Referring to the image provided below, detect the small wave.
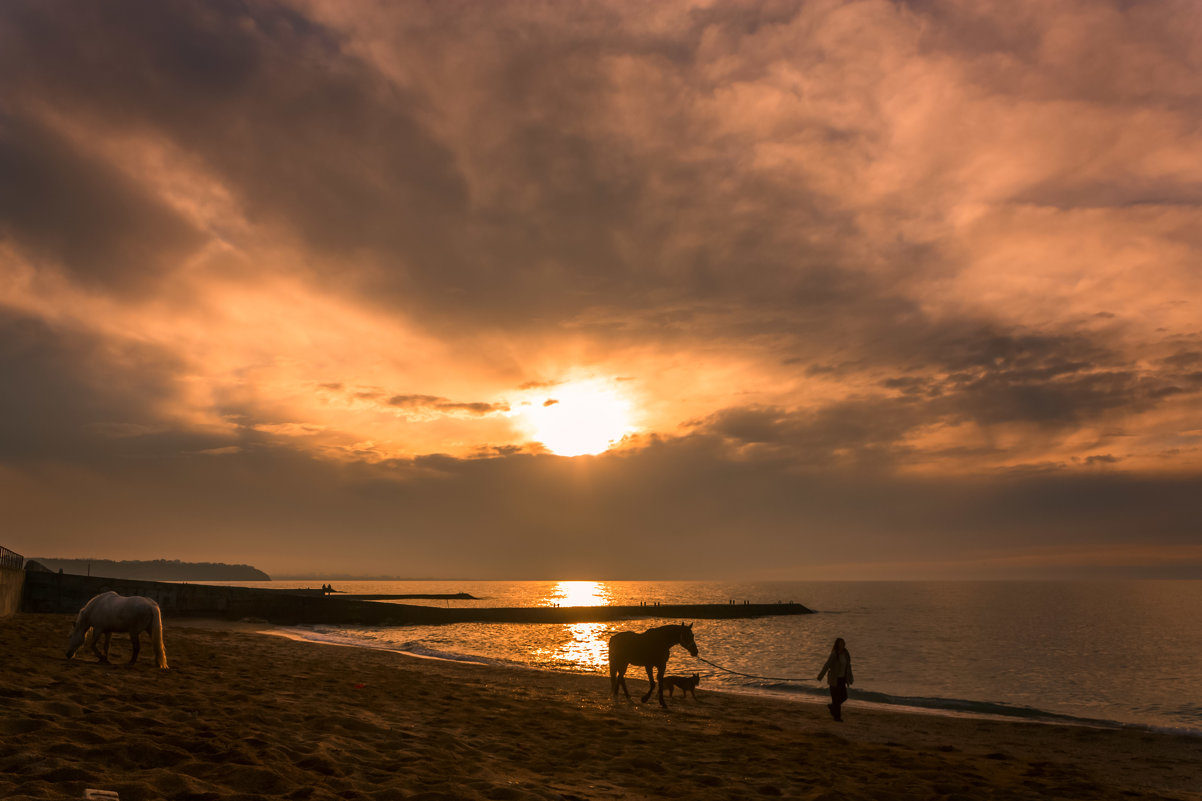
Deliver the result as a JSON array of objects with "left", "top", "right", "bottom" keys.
[
  {"left": 391, "top": 642, "right": 492, "bottom": 665},
  {"left": 738, "top": 680, "right": 1202, "bottom": 734},
  {"left": 850, "top": 689, "right": 1114, "bottom": 726},
  {"left": 280, "top": 628, "right": 515, "bottom": 668}
]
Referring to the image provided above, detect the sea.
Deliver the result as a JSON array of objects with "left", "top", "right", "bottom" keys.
[{"left": 205, "top": 579, "right": 1202, "bottom": 735}]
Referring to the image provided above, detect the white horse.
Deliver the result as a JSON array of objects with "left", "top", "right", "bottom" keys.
[{"left": 66, "top": 591, "right": 169, "bottom": 669}]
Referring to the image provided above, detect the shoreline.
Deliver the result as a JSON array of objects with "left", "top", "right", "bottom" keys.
[
  {"left": 262, "top": 621, "right": 1202, "bottom": 739},
  {"left": 5, "top": 612, "right": 1201, "bottom": 800}
]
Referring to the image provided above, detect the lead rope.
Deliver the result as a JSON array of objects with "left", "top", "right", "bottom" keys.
[{"left": 690, "top": 654, "right": 811, "bottom": 683}]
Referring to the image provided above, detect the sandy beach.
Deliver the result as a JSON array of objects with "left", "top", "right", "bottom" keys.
[{"left": 2, "top": 612, "right": 1200, "bottom": 801}]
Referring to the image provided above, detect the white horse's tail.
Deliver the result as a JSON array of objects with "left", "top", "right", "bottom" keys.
[{"left": 150, "top": 604, "right": 169, "bottom": 669}]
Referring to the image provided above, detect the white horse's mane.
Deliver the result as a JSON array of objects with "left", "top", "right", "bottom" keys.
[{"left": 73, "top": 590, "right": 116, "bottom": 626}]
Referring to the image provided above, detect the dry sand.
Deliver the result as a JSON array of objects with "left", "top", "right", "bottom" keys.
[{"left": 2, "top": 612, "right": 1200, "bottom": 801}]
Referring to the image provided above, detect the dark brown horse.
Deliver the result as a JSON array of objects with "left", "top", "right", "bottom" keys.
[{"left": 608, "top": 623, "right": 698, "bottom": 708}]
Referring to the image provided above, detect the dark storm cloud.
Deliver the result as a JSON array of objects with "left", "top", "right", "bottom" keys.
[
  {"left": 0, "top": 115, "right": 202, "bottom": 291},
  {"left": 903, "top": 0, "right": 1201, "bottom": 101},
  {"left": 1012, "top": 177, "right": 1202, "bottom": 211},
  {"left": 916, "top": 327, "right": 1202, "bottom": 429},
  {"left": 944, "top": 368, "right": 1169, "bottom": 427},
  {"left": 0, "top": 0, "right": 875, "bottom": 332},
  {"left": 697, "top": 322, "right": 1202, "bottom": 467},
  {"left": 4, "top": 0, "right": 1197, "bottom": 342},
  {"left": 697, "top": 399, "right": 923, "bottom": 469},
  {"left": 1160, "top": 351, "right": 1202, "bottom": 370},
  {"left": 904, "top": 327, "right": 1148, "bottom": 427},
  {"left": 1, "top": 0, "right": 1193, "bottom": 380},
  {"left": 0, "top": 311, "right": 230, "bottom": 461},
  {"left": 1, "top": 0, "right": 466, "bottom": 290}
]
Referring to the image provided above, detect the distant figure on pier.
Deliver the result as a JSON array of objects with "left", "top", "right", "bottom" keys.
[{"left": 816, "top": 637, "right": 853, "bottom": 722}]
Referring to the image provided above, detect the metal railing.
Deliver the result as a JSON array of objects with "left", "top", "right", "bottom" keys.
[{"left": 0, "top": 546, "right": 24, "bottom": 571}]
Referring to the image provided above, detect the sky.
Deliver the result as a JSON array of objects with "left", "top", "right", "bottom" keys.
[{"left": 2, "top": 0, "right": 1201, "bottom": 580}]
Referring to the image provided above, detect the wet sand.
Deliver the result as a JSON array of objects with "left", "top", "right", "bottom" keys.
[{"left": 2, "top": 612, "right": 1200, "bottom": 800}]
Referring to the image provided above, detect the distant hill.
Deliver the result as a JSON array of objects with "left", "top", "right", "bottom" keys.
[{"left": 28, "top": 558, "right": 270, "bottom": 581}]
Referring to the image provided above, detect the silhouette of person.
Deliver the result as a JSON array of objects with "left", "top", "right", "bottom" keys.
[{"left": 817, "top": 637, "right": 853, "bottom": 722}]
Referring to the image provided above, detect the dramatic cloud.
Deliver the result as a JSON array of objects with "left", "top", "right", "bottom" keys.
[{"left": 1, "top": 0, "right": 1199, "bottom": 577}]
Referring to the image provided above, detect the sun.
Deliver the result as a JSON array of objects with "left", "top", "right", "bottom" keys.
[{"left": 519, "top": 379, "right": 636, "bottom": 456}]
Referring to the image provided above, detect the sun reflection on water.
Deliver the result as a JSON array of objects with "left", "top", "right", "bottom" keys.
[
  {"left": 539, "top": 622, "right": 611, "bottom": 673},
  {"left": 545, "top": 580, "right": 612, "bottom": 607},
  {"left": 530, "top": 582, "right": 615, "bottom": 672}
]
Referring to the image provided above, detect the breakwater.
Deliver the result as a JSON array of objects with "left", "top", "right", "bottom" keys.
[
  {"left": 335, "top": 593, "right": 478, "bottom": 601},
  {"left": 22, "top": 570, "right": 812, "bottom": 625}
]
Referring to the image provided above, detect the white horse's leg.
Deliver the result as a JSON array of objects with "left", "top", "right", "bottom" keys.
[
  {"left": 90, "top": 630, "right": 111, "bottom": 663},
  {"left": 128, "top": 630, "right": 141, "bottom": 664},
  {"left": 87, "top": 628, "right": 103, "bottom": 662}
]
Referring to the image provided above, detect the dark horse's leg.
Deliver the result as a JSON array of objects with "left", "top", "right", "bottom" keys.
[
  {"left": 611, "top": 661, "right": 631, "bottom": 699},
  {"left": 640, "top": 664, "right": 656, "bottom": 704},
  {"left": 129, "top": 630, "right": 141, "bottom": 664},
  {"left": 655, "top": 662, "right": 668, "bottom": 708}
]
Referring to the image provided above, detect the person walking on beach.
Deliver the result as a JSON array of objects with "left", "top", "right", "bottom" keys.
[{"left": 817, "top": 637, "right": 853, "bottom": 722}]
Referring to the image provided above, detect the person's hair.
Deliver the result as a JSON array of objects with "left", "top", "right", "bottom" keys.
[{"left": 830, "top": 637, "right": 846, "bottom": 656}]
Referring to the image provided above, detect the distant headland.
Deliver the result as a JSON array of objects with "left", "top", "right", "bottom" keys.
[{"left": 27, "top": 558, "right": 270, "bottom": 581}]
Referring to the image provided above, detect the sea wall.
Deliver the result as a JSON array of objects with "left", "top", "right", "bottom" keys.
[
  {"left": 22, "top": 570, "right": 813, "bottom": 626},
  {"left": 22, "top": 570, "right": 336, "bottom": 623},
  {"left": 0, "top": 567, "right": 24, "bottom": 618},
  {"left": 0, "top": 546, "right": 25, "bottom": 618}
]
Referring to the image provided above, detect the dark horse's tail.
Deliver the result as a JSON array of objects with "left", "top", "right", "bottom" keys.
[{"left": 608, "top": 631, "right": 632, "bottom": 698}]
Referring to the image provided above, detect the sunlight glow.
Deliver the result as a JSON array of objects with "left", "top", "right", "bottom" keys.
[
  {"left": 549, "top": 622, "right": 611, "bottom": 673},
  {"left": 530, "top": 582, "right": 614, "bottom": 672},
  {"left": 519, "top": 379, "right": 636, "bottom": 456},
  {"left": 547, "top": 580, "right": 612, "bottom": 607}
]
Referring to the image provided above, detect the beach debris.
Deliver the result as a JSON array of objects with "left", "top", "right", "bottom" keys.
[{"left": 84, "top": 791, "right": 120, "bottom": 800}]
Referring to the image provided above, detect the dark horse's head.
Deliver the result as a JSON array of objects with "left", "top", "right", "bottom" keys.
[{"left": 678, "top": 622, "right": 698, "bottom": 657}]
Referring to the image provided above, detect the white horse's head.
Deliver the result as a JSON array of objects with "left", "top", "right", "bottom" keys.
[
  {"left": 65, "top": 616, "right": 88, "bottom": 659},
  {"left": 65, "top": 592, "right": 104, "bottom": 659}
]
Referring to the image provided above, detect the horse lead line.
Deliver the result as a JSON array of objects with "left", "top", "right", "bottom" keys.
[{"left": 691, "top": 654, "right": 809, "bottom": 683}]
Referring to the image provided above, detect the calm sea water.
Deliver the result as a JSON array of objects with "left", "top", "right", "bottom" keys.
[{"left": 207, "top": 580, "right": 1202, "bottom": 734}]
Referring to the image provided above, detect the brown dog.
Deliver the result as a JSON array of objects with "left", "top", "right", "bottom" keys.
[{"left": 662, "top": 672, "right": 701, "bottom": 699}]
